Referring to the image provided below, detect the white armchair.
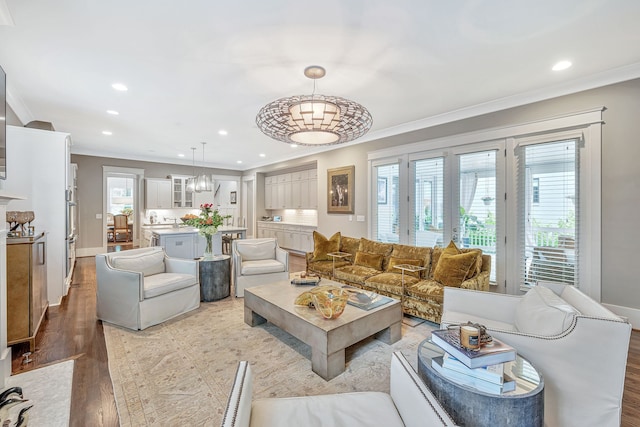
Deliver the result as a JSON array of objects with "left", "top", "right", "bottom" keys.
[
  {"left": 232, "top": 238, "right": 289, "bottom": 297},
  {"left": 441, "top": 283, "right": 632, "bottom": 427},
  {"left": 221, "top": 351, "right": 456, "bottom": 427},
  {"left": 96, "top": 247, "right": 200, "bottom": 330}
]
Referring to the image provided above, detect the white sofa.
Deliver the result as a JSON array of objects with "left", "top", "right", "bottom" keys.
[
  {"left": 441, "top": 283, "right": 632, "bottom": 427},
  {"left": 221, "top": 351, "right": 456, "bottom": 427},
  {"left": 232, "top": 238, "right": 289, "bottom": 297},
  {"left": 96, "top": 247, "right": 200, "bottom": 330}
]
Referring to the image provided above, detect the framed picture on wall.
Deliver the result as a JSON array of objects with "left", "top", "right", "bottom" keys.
[
  {"left": 377, "top": 177, "right": 387, "bottom": 204},
  {"left": 327, "top": 165, "right": 354, "bottom": 214},
  {"left": 230, "top": 191, "right": 237, "bottom": 204}
]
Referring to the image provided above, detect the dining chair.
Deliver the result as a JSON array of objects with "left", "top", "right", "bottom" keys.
[{"left": 113, "top": 214, "right": 130, "bottom": 242}]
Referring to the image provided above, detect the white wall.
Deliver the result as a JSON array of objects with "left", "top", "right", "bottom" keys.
[{"left": 2, "top": 126, "right": 70, "bottom": 306}]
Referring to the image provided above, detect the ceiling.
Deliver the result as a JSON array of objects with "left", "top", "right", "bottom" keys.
[{"left": 1, "top": 0, "right": 640, "bottom": 171}]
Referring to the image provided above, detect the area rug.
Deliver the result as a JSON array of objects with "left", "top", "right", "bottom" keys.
[
  {"left": 6, "top": 359, "right": 74, "bottom": 427},
  {"left": 103, "top": 297, "right": 435, "bottom": 426}
]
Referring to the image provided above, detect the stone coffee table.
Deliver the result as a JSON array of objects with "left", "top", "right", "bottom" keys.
[{"left": 244, "top": 279, "right": 402, "bottom": 380}]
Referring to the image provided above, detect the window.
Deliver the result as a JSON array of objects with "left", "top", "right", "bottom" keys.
[
  {"left": 458, "top": 150, "right": 498, "bottom": 282},
  {"left": 412, "top": 157, "right": 444, "bottom": 247},
  {"left": 517, "top": 139, "right": 578, "bottom": 288},
  {"left": 532, "top": 178, "right": 540, "bottom": 204},
  {"left": 369, "top": 108, "right": 602, "bottom": 297},
  {"left": 373, "top": 162, "right": 400, "bottom": 243},
  {"left": 108, "top": 176, "right": 134, "bottom": 215}
]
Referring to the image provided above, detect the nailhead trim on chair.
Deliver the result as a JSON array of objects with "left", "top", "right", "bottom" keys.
[
  {"left": 222, "top": 360, "right": 248, "bottom": 427},
  {"left": 474, "top": 315, "right": 628, "bottom": 341},
  {"left": 394, "top": 352, "right": 454, "bottom": 426}
]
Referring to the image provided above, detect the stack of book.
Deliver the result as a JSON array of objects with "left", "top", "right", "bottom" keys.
[{"left": 430, "top": 329, "right": 517, "bottom": 395}]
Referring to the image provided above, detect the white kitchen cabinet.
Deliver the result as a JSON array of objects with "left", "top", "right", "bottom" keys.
[
  {"left": 256, "top": 222, "right": 315, "bottom": 253},
  {"left": 300, "top": 231, "right": 314, "bottom": 253},
  {"left": 145, "top": 178, "right": 172, "bottom": 209},
  {"left": 163, "top": 234, "right": 195, "bottom": 259},
  {"left": 171, "top": 175, "right": 194, "bottom": 208},
  {"left": 153, "top": 231, "right": 198, "bottom": 259},
  {"left": 265, "top": 169, "right": 317, "bottom": 210},
  {"left": 265, "top": 176, "right": 273, "bottom": 209}
]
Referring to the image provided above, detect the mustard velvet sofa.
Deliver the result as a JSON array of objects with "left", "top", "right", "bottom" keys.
[{"left": 305, "top": 234, "right": 491, "bottom": 324}]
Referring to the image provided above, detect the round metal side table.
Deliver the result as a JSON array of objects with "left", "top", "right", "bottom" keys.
[{"left": 417, "top": 338, "right": 544, "bottom": 427}]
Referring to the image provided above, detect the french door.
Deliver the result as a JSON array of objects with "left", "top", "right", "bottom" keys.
[{"left": 373, "top": 141, "right": 504, "bottom": 285}]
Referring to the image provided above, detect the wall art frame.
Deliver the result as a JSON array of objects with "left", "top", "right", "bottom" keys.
[{"left": 327, "top": 165, "right": 354, "bottom": 214}]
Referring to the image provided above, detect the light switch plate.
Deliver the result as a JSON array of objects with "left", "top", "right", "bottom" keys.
[
  {"left": 357, "top": 215, "right": 365, "bottom": 222},
  {"left": 96, "top": 213, "right": 103, "bottom": 219}
]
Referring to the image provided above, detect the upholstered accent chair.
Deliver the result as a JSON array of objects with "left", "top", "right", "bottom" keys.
[
  {"left": 441, "top": 283, "right": 632, "bottom": 427},
  {"left": 221, "top": 351, "right": 456, "bottom": 427},
  {"left": 232, "top": 238, "right": 289, "bottom": 297},
  {"left": 96, "top": 247, "right": 200, "bottom": 330}
]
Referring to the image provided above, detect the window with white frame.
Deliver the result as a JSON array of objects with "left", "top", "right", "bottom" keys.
[
  {"left": 368, "top": 108, "right": 602, "bottom": 297},
  {"left": 516, "top": 138, "right": 579, "bottom": 290}
]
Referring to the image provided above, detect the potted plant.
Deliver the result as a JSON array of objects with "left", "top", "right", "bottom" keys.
[{"left": 184, "top": 204, "right": 231, "bottom": 259}]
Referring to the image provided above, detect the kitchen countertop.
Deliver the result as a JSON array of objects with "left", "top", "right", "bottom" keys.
[
  {"left": 257, "top": 221, "right": 317, "bottom": 227},
  {"left": 151, "top": 226, "right": 247, "bottom": 236}
]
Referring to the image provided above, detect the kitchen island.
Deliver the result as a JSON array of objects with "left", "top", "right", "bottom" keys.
[{"left": 151, "top": 226, "right": 247, "bottom": 259}]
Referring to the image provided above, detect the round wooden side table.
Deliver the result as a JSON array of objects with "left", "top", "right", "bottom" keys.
[{"left": 199, "top": 255, "right": 230, "bottom": 302}]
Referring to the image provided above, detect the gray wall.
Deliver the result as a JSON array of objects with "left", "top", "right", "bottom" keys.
[
  {"left": 72, "top": 154, "right": 241, "bottom": 250},
  {"left": 246, "top": 78, "right": 640, "bottom": 310}
]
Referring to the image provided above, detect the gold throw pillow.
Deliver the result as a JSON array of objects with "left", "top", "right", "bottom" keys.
[
  {"left": 433, "top": 241, "right": 478, "bottom": 287},
  {"left": 354, "top": 251, "right": 384, "bottom": 270},
  {"left": 386, "top": 256, "right": 423, "bottom": 278},
  {"left": 311, "top": 231, "right": 341, "bottom": 262}
]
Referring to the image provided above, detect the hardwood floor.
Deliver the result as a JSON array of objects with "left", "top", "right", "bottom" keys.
[{"left": 9, "top": 252, "right": 640, "bottom": 425}]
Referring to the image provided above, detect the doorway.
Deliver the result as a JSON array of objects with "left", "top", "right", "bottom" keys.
[
  {"left": 242, "top": 177, "right": 255, "bottom": 238},
  {"left": 102, "top": 166, "right": 144, "bottom": 252}
]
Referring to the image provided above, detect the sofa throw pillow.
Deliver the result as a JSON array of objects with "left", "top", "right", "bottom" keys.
[
  {"left": 312, "top": 231, "right": 341, "bottom": 262},
  {"left": 354, "top": 251, "right": 384, "bottom": 271},
  {"left": 358, "top": 238, "right": 393, "bottom": 269},
  {"left": 386, "top": 256, "right": 423, "bottom": 278},
  {"left": 111, "top": 250, "right": 165, "bottom": 277},
  {"left": 465, "top": 249, "right": 483, "bottom": 280},
  {"left": 237, "top": 239, "right": 276, "bottom": 261},
  {"left": 432, "top": 241, "right": 478, "bottom": 287},
  {"left": 514, "top": 286, "right": 580, "bottom": 335}
]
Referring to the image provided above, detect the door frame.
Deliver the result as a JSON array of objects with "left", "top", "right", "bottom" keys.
[{"left": 102, "top": 166, "right": 145, "bottom": 251}]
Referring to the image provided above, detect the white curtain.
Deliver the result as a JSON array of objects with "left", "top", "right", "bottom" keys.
[{"left": 460, "top": 172, "right": 478, "bottom": 213}]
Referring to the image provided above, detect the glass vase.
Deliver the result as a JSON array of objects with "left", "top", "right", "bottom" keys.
[{"left": 203, "top": 233, "right": 214, "bottom": 260}]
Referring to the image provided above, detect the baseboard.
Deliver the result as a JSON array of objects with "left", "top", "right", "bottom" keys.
[
  {"left": 77, "top": 246, "right": 104, "bottom": 257},
  {"left": 602, "top": 303, "right": 640, "bottom": 329}
]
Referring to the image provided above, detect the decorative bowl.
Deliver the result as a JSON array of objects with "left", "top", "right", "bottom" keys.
[
  {"left": 311, "top": 287, "right": 349, "bottom": 319},
  {"left": 181, "top": 214, "right": 197, "bottom": 223}
]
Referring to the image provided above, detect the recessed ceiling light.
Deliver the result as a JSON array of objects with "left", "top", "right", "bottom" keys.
[
  {"left": 111, "top": 83, "right": 128, "bottom": 91},
  {"left": 218, "top": 130, "right": 228, "bottom": 136},
  {"left": 107, "top": 110, "right": 119, "bottom": 115},
  {"left": 291, "top": 144, "right": 298, "bottom": 148},
  {"left": 237, "top": 160, "right": 242, "bottom": 164},
  {"left": 178, "top": 153, "right": 185, "bottom": 158},
  {"left": 102, "top": 130, "right": 112, "bottom": 135},
  {"left": 259, "top": 153, "right": 266, "bottom": 157},
  {"left": 552, "top": 60, "right": 572, "bottom": 71}
]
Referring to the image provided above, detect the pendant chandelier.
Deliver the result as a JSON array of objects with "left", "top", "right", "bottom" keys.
[
  {"left": 186, "top": 147, "right": 197, "bottom": 193},
  {"left": 256, "top": 66, "right": 373, "bottom": 146},
  {"left": 194, "top": 142, "right": 212, "bottom": 193}
]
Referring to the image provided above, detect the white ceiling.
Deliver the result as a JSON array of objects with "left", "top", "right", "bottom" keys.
[{"left": 1, "top": 0, "right": 640, "bottom": 171}]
